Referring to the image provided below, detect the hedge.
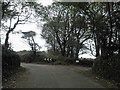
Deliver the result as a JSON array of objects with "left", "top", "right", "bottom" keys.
[
  {"left": 2, "top": 46, "right": 21, "bottom": 79},
  {"left": 92, "top": 55, "right": 120, "bottom": 83}
]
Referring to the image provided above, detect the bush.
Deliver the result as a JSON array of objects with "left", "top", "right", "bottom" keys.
[
  {"left": 2, "top": 45, "right": 21, "bottom": 79},
  {"left": 78, "top": 58, "right": 94, "bottom": 67},
  {"left": 64, "top": 57, "right": 76, "bottom": 64},
  {"left": 20, "top": 52, "right": 46, "bottom": 63},
  {"left": 20, "top": 53, "right": 33, "bottom": 63},
  {"left": 92, "top": 55, "right": 120, "bottom": 83}
]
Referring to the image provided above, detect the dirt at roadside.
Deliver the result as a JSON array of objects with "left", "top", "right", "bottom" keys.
[
  {"left": 68, "top": 65, "right": 119, "bottom": 89},
  {"left": 2, "top": 67, "right": 28, "bottom": 88}
]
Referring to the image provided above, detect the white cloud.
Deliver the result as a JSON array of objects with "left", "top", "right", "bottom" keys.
[
  {"left": 79, "top": 54, "right": 96, "bottom": 59},
  {"left": 9, "top": 33, "right": 31, "bottom": 51},
  {"left": 9, "top": 32, "right": 48, "bottom": 51},
  {"left": 1, "top": 22, "right": 47, "bottom": 52},
  {"left": 1, "top": 0, "right": 53, "bottom": 52},
  {"left": 37, "top": 0, "right": 53, "bottom": 6}
]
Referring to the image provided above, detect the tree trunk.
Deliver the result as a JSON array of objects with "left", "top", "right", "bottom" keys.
[
  {"left": 5, "top": 32, "right": 10, "bottom": 49},
  {"left": 54, "top": 29, "right": 65, "bottom": 57},
  {"left": 75, "top": 39, "right": 80, "bottom": 59},
  {"left": 96, "top": 44, "right": 100, "bottom": 57},
  {"left": 4, "top": 17, "right": 19, "bottom": 49},
  {"left": 95, "top": 37, "right": 100, "bottom": 57},
  {"left": 119, "top": 37, "right": 120, "bottom": 54},
  {"left": 101, "top": 38, "right": 108, "bottom": 57},
  {"left": 107, "top": 2, "right": 114, "bottom": 55},
  {"left": 53, "top": 34, "right": 56, "bottom": 52},
  {"left": 75, "top": 47, "right": 79, "bottom": 60},
  {"left": 70, "top": 46, "right": 74, "bottom": 58},
  {"left": 66, "top": 45, "right": 70, "bottom": 57}
]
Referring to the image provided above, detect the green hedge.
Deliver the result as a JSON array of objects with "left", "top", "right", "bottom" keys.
[
  {"left": 2, "top": 46, "right": 21, "bottom": 79},
  {"left": 78, "top": 58, "right": 93, "bottom": 67},
  {"left": 20, "top": 52, "right": 46, "bottom": 63},
  {"left": 64, "top": 57, "right": 76, "bottom": 64},
  {"left": 92, "top": 55, "right": 120, "bottom": 83}
]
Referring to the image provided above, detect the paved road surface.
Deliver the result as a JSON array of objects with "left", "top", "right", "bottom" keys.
[{"left": 16, "top": 63, "right": 104, "bottom": 88}]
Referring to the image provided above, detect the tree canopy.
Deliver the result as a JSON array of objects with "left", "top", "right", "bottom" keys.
[
  {"left": 1, "top": 1, "right": 35, "bottom": 49},
  {"left": 33, "top": 2, "right": 120, "bottom": 60}
]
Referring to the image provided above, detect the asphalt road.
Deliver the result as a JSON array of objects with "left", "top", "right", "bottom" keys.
[{"left": 15, "top": 63, "right": 104, "bottom": 88}]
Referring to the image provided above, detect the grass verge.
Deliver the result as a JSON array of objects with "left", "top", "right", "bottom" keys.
[
  {"left": 2, "top": 67, "right": 27, "bottom": 88},
  {"left": 70, "top": 66, "right": 119, "bottom": 89}
]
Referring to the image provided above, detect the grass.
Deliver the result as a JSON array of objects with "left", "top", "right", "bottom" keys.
[
  {"left": 2, "top": 67, "right": 27, "bottom": 88},
  {"left": 70, "top": 65, "right": 119, "bottom": 89}
]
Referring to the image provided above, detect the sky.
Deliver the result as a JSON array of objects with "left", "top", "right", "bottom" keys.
[
  {"left": 1, "top": 0, "right": 53, "bottom": 51},
  {"left": 10, "top": 23, "right": 47, "bottom": 51},
  {"left": 1, "top": 0, "right": 96, "bottom": 59},
  {"left": 1, "top": 21, "right": 48, "bottom": 51},
  {"left": 37, "top": 0, "right": 53, "bottom": 6}
]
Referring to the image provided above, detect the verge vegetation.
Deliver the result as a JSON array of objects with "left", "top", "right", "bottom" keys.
[{"left": 2, "top": 45, "right": 21, "bottom": 83}]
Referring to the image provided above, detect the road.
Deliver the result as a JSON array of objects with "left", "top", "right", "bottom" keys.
[{"left": 15, "top": 63, "right": 104, "bottom": 88}]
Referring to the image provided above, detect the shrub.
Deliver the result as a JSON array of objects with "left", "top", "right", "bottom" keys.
[
  {"left": 2, "top": 45, "right": 21, "bottom": 79},
  {"left": 78, "top": 58, "right": 94, "bottom": 67},
  {"left": 92, "top": 55, "right": 120, "bottom": 83},
  {"left": 20, "top": 53, "right": 33, "bottom": 63},
  {"left": 64, "top": 57, "right": 76, "bottom": 64},
  {"left": 20, "top": 52, "right": 46, "bottom": 63}
]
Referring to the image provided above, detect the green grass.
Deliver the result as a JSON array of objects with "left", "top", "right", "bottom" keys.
[
  {"left": 73, "top": 67, "right": 119, "bottom": 89},
  {"left": 2, "top": 66, "right": 27, "bottom": 88}
]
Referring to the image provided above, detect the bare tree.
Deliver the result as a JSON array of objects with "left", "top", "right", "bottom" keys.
[
  {"left": 22, "top": 31, "right": 41, "bottom": 55},
  {"left": 2, "top": 2, "right": 33, "bottom": 48}
]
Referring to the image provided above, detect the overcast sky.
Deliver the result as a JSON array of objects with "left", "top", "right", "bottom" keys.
[{"left": 1, "top": 0, "right": 53, "bottom": 51}]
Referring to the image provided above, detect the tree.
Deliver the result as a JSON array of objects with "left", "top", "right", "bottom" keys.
[
  {"left": 83, "top": 2, "right": 120, "bottom": 57},
  {"left": 33, "top": 2, "right": 120, "bottom": 58},
  {"left": 2, "top": 1, "right": 34, "bottom": 49},
  {"left": 85, "top": 3, "right": 108, "bottom": 57},
  {"left": 38, "top": 2, "right": 92, "bottom": 60},
  {"left": 22, "top": 31, "right": 41, "bottom": 55},
  {"left": 1, "top": 1, "right": 10, "bottom": 19}
]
